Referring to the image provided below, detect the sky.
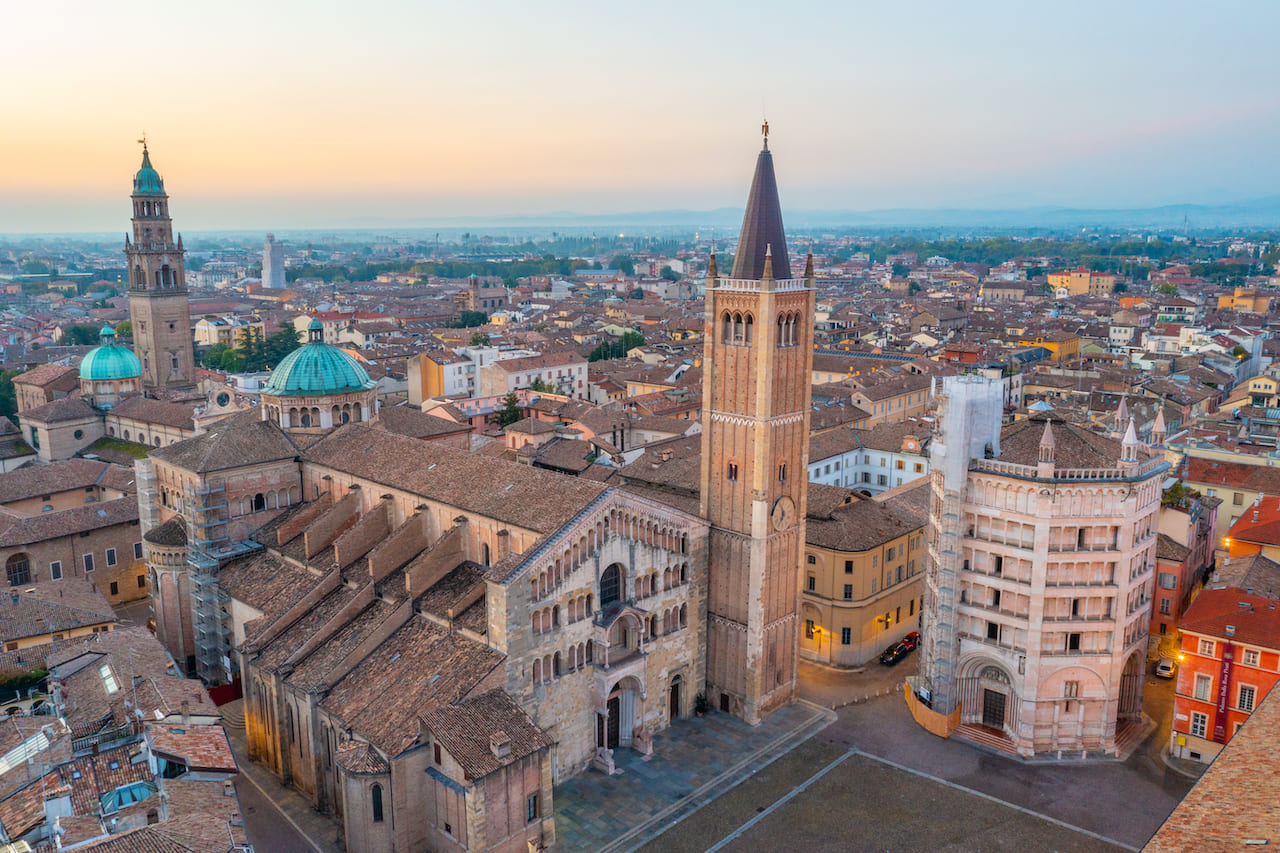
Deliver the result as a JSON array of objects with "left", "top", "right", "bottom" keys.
[{"left": 4, "top": 0, "right": 1280, "bottom": 232}]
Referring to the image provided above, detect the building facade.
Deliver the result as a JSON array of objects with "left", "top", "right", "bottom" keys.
[
  {"left": 263, "top": 232, "right": 286, "bottom": 289},
  {"left": 1170, "top": 587, "right": 1280, "bottom": 764},
  {"left": 916, "top": 375, "right": 1167, "bottom": 757}
]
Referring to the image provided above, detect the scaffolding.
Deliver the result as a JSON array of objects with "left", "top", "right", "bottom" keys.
[
  {"left": 919, "top": 375, "right": 1004, "bottom": 714},
  {"left": 184, "top": 482, "right": 260, "bottom": 685}
]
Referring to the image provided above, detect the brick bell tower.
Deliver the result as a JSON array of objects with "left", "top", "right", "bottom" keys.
[
  {"left": 125, "top": 142, "right": 195, "bottom": 389},
  {"left": 700, "top": 124, "right": 815, "bottom": 724}
]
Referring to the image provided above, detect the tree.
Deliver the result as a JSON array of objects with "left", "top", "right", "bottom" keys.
[
  {"left": 62, "top": 325, "right": 99, "bottom": 346},
  {"left": 470, "top": 332, "right": 490, "bottom": 346},
  {"left": 629, "top": 288, "right": 646, "bottom": 300},
  {"left": 497, "top": 391, "right": 522, "bottom": 426},
  {"left": 0, "top": 369, "right": 21, "bottom": 422},
  {"left": 450, "top": 310, "right": 488, "bottom": 329},
  {"left": 262, "top": 326, "right": 301, "bottom": 368},
  {"left": 1112, "top": 281, "right": 1128, "bottom": 293},
  {"left": 907, "top": 281, "right": 921, "bottom": 295},
  {"left": 115, "top": 320, "right": 132, "bottom": 338},
  {"left": 660, "top": 265, "right": 679, "bottom": 282},
  {"left": 610, "top": 255, "right": 636, "bottom": 276},
  {"left": 891, "top": 264, "right": 912, "bottom": 278},
  {"left": 530, "top": 378, "right": 551, "bottom": 393},
  {"left": 202, "top": 342, "right": 230, "bottom": 368},
  {"left": 589, "top": 329, "right": 645, "bottom": 362}
]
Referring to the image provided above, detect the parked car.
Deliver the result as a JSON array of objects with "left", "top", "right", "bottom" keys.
[
  {"left": 902, "top": 631, "right": 921, "bottom": 650},
  {"left": 880, "top": 641, "right": 914, "bottom": 666},
  {"left": 1154, "top": 657, "right": 1177, "bottom": 679}
]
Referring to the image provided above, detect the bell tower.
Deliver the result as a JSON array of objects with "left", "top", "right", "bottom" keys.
[
  {"left": 700, "top": 126, "right": 815, "bottom": 724},
  {"left": 125, "top": 142, "right": 195, "bottom": 389}
]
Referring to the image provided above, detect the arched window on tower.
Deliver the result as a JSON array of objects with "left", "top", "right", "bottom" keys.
[
  {"left": 777, "top": 315, "right": 786, "bottom": 347},
  {"left": 744, "top": 314, "right": 753, "bottom": 344},
  {"left": 134, "top": 266, "right": 144, "bottom": 288},
  {"left": 732, "top": 313, "right": 743, "bottom": 343},
  {"left": 722, "top": 312, "right": 732, "bottom": 342},
  {"left": 371, "top": 783, "right": 384, "bottom": 823}
]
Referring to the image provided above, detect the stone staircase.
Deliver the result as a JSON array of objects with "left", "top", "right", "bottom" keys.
[{"left": 954, "top": 723, "right": 1019, "bottom": 757}]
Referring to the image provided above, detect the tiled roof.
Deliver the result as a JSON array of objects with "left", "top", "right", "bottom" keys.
[
  {"left": 0, "top": 496, "right": 138, "bottom": 548},
  {"left": 110, "top": 396, "right": 196, "bottom": 431},
  {"left": 806, "top": 489, "right": 925, "bottom": 553},
  {"left": 0, "top": 457, "right": 119, "bottom": 504},
  {"left": 1180, "top": 587, "right": 1280, "bottom": 650},
  {"left": 144, "top": 517, "right": 187, "bottom": 547},
  {"left": 335, "top": 740, "right": 389, "bottom": 775},
  {"left": 0, "top": 578, "right": 116, "bottom": 643},
  {"left": 376, "top": 404, "right": 472, "bottom": 439},
  {"left": 150, "top": 409, "right": 299, "bottom": 474},
  {"left": 146, "top": 724, "right": 237, "bottom": 773},
  {"left": 419, "top": 689, "right": 552, "bottom": 780},
  {"left": 998, "top": 415, "right": 1152, "bottom": 468},
  {"left": 1210, "top": 554, "right": 1280, "bottom": 599},
  {"left": 1143, "top": 684, "right": 1280, "bottom": 852},
  {"left": 320, "top": 617, "right": 504, "bottom": 757},
  {"left": 1227, "top": 495, "right": 1280, "bottom": 547},
  {"left": 303, "top": 424, "right": 605, "bottom": 534},
  {"left": 12, "top": 362, "right": 78, "bottom": 389},
  {"left": 22, "top": 396, "right": 99, "bottom": 424},
  {"left": 1155, "top": 533, "right": 1191, "bottom": 562}
]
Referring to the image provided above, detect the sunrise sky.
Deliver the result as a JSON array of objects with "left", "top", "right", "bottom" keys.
[{"left": 5, "top": 0, "right": 1280, "bottom": 232}]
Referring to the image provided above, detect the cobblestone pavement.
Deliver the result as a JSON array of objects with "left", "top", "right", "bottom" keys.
[{"left": 551, "top": 700, "right": 833, "bottom": 852}]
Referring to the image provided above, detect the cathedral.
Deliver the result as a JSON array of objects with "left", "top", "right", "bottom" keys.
[{"left": 142, "top": 129, "right": 814, "bottom": 853}]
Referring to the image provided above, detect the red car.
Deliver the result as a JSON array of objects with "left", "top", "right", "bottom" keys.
[{"left": 902, "top": 632, "right": 920, "bottom": 650}]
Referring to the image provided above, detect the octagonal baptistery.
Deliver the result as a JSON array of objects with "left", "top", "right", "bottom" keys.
[
  {"left": 260, "top": 319, "right": 378, "bottom": 432},
  {"left": 79, "top": 324, "right": 143, "bottom": 408}
]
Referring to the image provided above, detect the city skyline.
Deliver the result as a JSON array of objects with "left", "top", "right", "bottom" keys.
[{"left": 5, "top": 0, "right": 1280, "bottom": 232}]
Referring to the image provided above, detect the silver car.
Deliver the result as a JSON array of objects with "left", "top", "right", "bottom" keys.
[{"left": 1154, "top": 657, "right": 1176, "bottom": 678}]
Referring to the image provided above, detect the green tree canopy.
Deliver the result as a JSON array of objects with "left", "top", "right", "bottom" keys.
[
  {"left": 450, "top": 311, "right": 488, "bottom": 329},
  {"left": 610, "top": 255, "right": 636, "bottom": 276},
  {"left": 114, "top": 320, "right": 132, "bottom": 338},
  {"left": 497, "top": 391, "right": 521, "bottom": 426},
  {"left": 660, "top": 265, "right": 679, "bottom": 282},
  {"left": 470, "top": 332, "right": 491, "bottom": 346},
  {"left": 589, "top": 329, "right": 644, "bottom": 362},
  {"left": 62, "top": 325, "right": 99, "bottom": 346}
]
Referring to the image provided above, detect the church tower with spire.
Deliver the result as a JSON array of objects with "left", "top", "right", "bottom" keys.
[
  {"left": 125, "top": 143, "right": 195, "bottom": 389},
  {"left": 699, "top": 126, "right": 815, "bottom": 724}
]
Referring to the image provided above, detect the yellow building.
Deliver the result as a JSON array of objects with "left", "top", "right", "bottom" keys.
[
  {"left": 1217, "top": 287, "right": 1272, "bottom": 314},
  {"left": 1018, "top": 331, "right": 1081, "bottom": 363},
  {"left": 1047, "top": 266, "right": 1115, "bottom": 297},
  {"left": 799, "top": 481, "right": 928, "bottom": 666}
]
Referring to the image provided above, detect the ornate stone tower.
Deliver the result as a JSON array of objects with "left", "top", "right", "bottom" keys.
[
  {"left": 125, "top": 143, "right": 195, "bottom": 389},
  {"left": 700, "top": 126, "right": 815, "bottom": 724}
]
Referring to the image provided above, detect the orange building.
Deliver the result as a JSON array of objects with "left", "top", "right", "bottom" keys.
[
  {"left": 1170, "top": 587, "right": 1280, "bottom": 763},
  {"left": 1225, "top": 494, "right": 1280, "bottom": 562}
]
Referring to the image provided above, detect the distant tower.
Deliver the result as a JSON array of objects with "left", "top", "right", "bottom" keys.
[
  {"left": 125, "top": 143, "right": 195, "bottom": 389},
  {"left": 699, "top": 125, "right": 815, "bottom": 724},
  {"left": 263, "top": 233, "right": 286, "bottom": 289}
]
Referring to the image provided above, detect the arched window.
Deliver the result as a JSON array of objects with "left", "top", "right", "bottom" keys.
[
  {"left": 777, "top": 315, "right": 786, "bottom": 346},
  {"left": 481, "top": 543, "right": 491, "bottom": 566},
  {"left": 744, "top": 314, "right": 753, "bottom": 344},
  {"left": 732, "top": 313, "right": 743, "bottom": 343},
  {"left": 6, "top": 554, "right": 31, "bottom": 586},
  {"left": 352, "top": 403, "right": 362, "bottom": 421},
  {"left": 722, "top": 312, "right": 732, "bottom": 342},
  {"left": 600, "top": 563, "right": 622, "bottom": 607},
  {"left": 301, "top": 412, "right": 311, "bottom": 427},
  {"left": 133, "top": 266, "right": 144, "bottom": 288},
  {"left": 680, "top": 603, "right": 688, "bottom": 629},
  {"left": 253, "top": 493, "right": 266, "bottom": 512},
  {"left": 371, "top": 783, "right": 384, "bottom": 823}
]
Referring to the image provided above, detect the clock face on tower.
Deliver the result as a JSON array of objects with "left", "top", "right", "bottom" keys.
[{"left": 771, "top": 495, "right": 796, "bottom": 531}]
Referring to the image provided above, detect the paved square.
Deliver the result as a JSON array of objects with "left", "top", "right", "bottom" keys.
[{"left": 551, "top": 702, "right": 830, "bottom": 852}]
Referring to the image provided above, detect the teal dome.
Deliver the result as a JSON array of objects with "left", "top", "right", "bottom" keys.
[
  {"left": 79, "top": 326, "right": 142, "bottom": 381},
  {"left": 261, "top": 326, "right": 376, "bottom": 397},
  {"left": 132, "top": 147, "right": 166, "bottom": 197}
]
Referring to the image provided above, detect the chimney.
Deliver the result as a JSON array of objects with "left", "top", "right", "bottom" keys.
[{"left": 490, "top": 731, "right": 511, "bottom": 760}]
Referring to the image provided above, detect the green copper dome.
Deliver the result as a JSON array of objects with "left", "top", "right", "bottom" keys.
[
  {"left": 132, "top": 147, "right": 166, "bottom": 197},
  {"left": 261, "top": 322, "right": 376, "bottom": 397},
  {"left": 79, "top": 325, "right": 143, "bottom": 381}
]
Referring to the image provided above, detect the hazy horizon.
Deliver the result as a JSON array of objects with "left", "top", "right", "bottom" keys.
[{"left": 7, "top": 1, "right": 1280, "bottom": 233}]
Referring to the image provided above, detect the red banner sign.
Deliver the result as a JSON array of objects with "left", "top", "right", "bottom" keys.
[{"left": 1213, "top": 642, "right": 1234, "bottom": 743}]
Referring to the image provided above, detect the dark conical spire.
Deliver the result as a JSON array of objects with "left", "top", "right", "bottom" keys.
[{"left": 730, "top": 131, "right": 789, "bottom": 281}]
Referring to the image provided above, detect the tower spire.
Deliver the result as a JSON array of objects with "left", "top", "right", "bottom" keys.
[{"left": 730, "top": 127, "right": 789, "bottom": 280}]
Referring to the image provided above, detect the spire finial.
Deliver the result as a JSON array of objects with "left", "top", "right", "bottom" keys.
[{"left": 761, "top": 119, "right": 769, "bottom": 150}]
